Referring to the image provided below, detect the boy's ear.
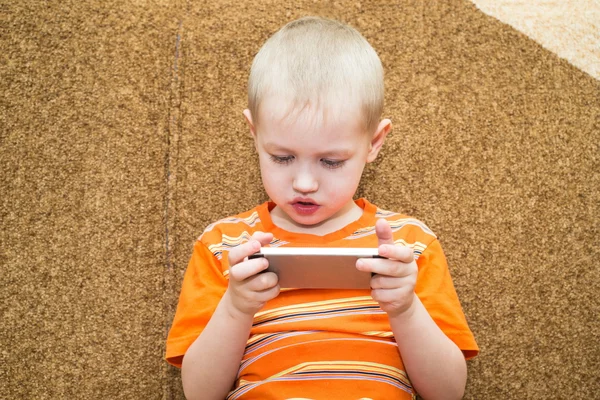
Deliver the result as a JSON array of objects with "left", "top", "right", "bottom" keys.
[
  {"left": 243, "top": 109, "right": 258, "bottom": 142},
  {"left": 366, "top": 119, "right": 392, "bottom": 163}
]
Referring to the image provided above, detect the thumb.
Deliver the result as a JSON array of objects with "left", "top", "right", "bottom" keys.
[
  {"left": 251, "top": 231, "right": 274, "bottom": 247},
  {"left": 375, "top": 218, "right": 394, "bottom": 247}
]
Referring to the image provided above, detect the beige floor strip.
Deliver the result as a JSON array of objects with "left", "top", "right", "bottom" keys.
[{"left": 471, "top": 0, "right": 600, "bottom": 80}]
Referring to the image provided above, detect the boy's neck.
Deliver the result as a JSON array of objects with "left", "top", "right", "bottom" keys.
[{"left": 270, "top": 200, "right": 364, "bottom": 236}]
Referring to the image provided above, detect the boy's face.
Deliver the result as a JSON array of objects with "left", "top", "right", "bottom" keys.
[{"left": 244, "top": 98, "right": 390, "bottom": 229}]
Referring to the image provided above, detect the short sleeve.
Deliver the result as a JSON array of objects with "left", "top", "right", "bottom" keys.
[
  {"left": 165, "top": 240, "right": 228, "bottom": 367},
  {"left": 415, "top": 239, "right": 479, "bottom": 359}
]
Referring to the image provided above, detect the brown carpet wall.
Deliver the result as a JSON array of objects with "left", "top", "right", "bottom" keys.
[
  {"left": 2, "top": 0, "right": 598, "bottom": 399},
  {"left": 1, "top": 0, "right": 182, "bottom": 398}
]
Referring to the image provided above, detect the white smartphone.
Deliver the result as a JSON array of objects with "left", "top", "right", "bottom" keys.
[{"left": 249, "top": 247, "right": 383, "bottom": 289}]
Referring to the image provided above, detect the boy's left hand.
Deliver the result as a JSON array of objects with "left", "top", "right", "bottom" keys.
[{"left": 356, "top": 218, "right": 418, "bottom": 319}]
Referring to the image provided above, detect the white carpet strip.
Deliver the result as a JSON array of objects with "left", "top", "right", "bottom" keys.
[{"left": 471, "top": 0, "right": 600, "bottom": 80}]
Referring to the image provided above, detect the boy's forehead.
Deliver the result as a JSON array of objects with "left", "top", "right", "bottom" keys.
[
  {"left": 256, "top": 96, "right": 372, "bottom": 154},
  {"left": 258, "top": 94, "right": 366, "bottom": 131}
]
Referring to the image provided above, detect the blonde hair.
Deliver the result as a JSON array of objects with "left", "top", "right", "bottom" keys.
[{"left": 248, "top": 16, "right": 384, "bottom": 132}]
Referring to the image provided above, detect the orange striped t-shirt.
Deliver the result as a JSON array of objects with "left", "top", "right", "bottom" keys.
[{"left": 166, "top": 198, "right": 479, "bottom": 399}]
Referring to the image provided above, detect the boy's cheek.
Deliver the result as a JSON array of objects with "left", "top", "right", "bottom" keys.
[{"left": 326, "top": 173, "right": 361, "bottom": 191}]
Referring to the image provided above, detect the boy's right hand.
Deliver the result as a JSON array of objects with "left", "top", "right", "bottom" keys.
[{"left": 224, "top": 231, "right": 279, "bottom": 318}]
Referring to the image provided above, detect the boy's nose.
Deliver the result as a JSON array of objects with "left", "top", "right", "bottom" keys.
[{"left": 292, "top": 171, "right": 318, "bottom": 194}]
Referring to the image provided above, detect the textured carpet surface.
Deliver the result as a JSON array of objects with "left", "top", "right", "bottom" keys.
[
  {"left": 2, "top": 0, "right": 598, "bottom": 399},
  {"left": 471, "top": 0, "right": 600, "bottom": 79},
  {"left": 2, "top": 0, "right": 182, "bottom": 398}
]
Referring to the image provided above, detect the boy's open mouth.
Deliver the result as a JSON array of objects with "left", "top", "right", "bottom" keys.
[{"left": 292, "top": 200, "right": 320, "bottom": 215}]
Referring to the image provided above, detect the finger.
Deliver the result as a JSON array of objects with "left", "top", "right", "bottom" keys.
[
  {"left": 255, "top": 284, "right": 281, "bottom": 303},
  {"left": 371, "top": 287, "right": 406, "bottom": 304},
  {"left": 229, "top": 257, "right": 269, "bottom": 281},
  {"left": 228, "top": 231, "right": 274, "bottom": 267},
  {"left": 376, "top": 218, "right": 394, "bottom": 247},
  {"left": 378, "top": 244, "right": 414, "bottom": 264},
  {"left": 246, "top": 271, "right": 279, "bottom": 292},
  {"left": 252, "top": 231, "right": 274, "bottom": 246},
  {"left": 357, "top": 257, "right": 416, "bottom": 277},
  {"left": 228, "top": 239, "right": 261, "bottom": 267},
  {"left": 369, "top": 275, "right": 406, "bottom": 290}
]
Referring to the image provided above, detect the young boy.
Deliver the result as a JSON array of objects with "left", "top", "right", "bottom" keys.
[{"left": 166, "top": 16, "right": 478, "bottom": 400}]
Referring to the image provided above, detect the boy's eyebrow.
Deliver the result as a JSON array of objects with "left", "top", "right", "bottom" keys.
[
  {"left": 318, "top": 149, "right": 353, "bottom": 158},
  {"left": 263, "top": 142, "right": 291, "bottom": 153},
  {"left": 263, "top": 142, "right": 352, "bottom": 157}
]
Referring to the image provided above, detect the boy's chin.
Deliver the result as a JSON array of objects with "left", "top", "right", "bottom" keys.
[
  {"left": 287, "top": 211, "right": 324, "bottom": 227},
  {"left": 291, "top": 216, "right": 325, "bottom": 227}
]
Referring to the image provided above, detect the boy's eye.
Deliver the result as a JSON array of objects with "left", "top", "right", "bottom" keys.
[
  {"left": 270, "top": 155, "right": 294, "bottom": 165},
  {"left": 321, "top": 159, "right": 345, "bottom": 169}
]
